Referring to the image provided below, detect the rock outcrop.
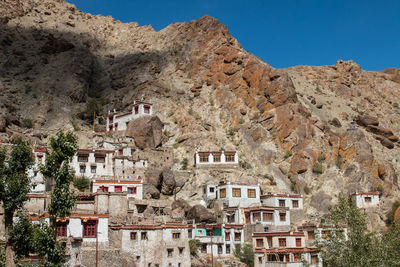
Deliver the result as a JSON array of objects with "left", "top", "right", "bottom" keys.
[{"left": 126, "top": 116, "right": 163, "bottom": 149}]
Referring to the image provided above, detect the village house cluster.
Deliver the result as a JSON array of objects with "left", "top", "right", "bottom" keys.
[{"left": 0, "top": 100, "right": 378, "bottom": 266}]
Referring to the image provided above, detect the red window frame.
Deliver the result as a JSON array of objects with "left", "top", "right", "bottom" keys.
[
  {"left": 100, "top": 186, "right": 108, "bottom": 192},
  {"left": 56, "top": 222, "right": 67, "bottom": 237},
  {"left": 144, "top": 105, "right": 150, "bottom": 114},
  {"left": 128, "top": 187, "right": 137, "bottom": 194},
  {"left": 135, "top": 106, "right": 139, "bottom": 114},
  {"left": 115, "top": 185, "right": 122, "bottom": 192},
  {"left": 296, "top": 238, "right": 302, "bottom": 247},
  {"left": 278, "top": 238, "right": 286, "bottom": 247},
  {"left": 83, "top": 221, "right": 97, "bottom": 238}
]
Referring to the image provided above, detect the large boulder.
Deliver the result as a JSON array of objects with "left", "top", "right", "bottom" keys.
[
  {"left": 310, "top": 191, "right": 332, "bottom": 213},
  {"left": 143, "top": 184, "right": 160, "bottom": 199},
  {"left": 171, "top": 199, "right": 192, "bottom": 215},
  {"left": 187, "top": 205, "right": 216, "bottom": 223},
  {"left": 126, "top": 116, "right": 163, "bottom": 149},
  {"left": 144, "top": 168, "right": 162, "bottom": 188},
  {"left": 160, "top": 167, "right": 176, "bottom": 195},
  {"left": 356, "top": 115, "right": 379, "bottom": 127}
]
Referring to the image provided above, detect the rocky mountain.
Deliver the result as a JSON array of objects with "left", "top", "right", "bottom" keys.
[{"left": 1, "top": 0, "right": 399, "bottom": 228}]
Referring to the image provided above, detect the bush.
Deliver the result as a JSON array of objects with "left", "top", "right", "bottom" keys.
[
  {"left": 284, "top": 150, "right": 293, "bottom": 159},
  {"left": 312, "top": 162, "right": 323, "bottom": 174},
  {"left": 387, "top": 201, "right": 400, "bottom": 226},
  {"left": 189, "top": 239, "right": 200, "bottom": 255},
  {"left": 318, "top": 153, "right": 326, "bottom": 163},
  {"left": 181, "top": 158, "right": 188, "bottom": 170},
  {"left": 335, "top": 155, "right": 343, "bottom": 168},
  {"left": 234, "top": 243, "right": 254, "bottom": 267},
  {"left": 21, "top": 118, "right": 33, "bottom": 129},
  {"left": 239, "top": 160, "right": 252, "bottom": 170},
  {"left": 73, "top": 176, "right": 90, "bottom": 191}
]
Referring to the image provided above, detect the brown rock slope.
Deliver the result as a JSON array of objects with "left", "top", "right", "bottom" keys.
[{"left": 0, "top": 0, "right": 399, "bottom": 224}]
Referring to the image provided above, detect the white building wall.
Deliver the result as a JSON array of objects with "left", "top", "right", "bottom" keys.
[
  {"left": 249, "top": 210, "right": 290, "bottom": 226},
  {"left": 352, "top": 194, "right": 379, "bottom": 208},
  {"left": 195, "top": 151, "right": 239, "bottom": 166},
  {"left": 217, "top": 183, "right": 260, "bottom": 208},
  {"left": 261, "top": 195, "right": 303, "bottom": 209},
  {"left": 70, "top": 151, "right": 114, "bottom": 179},
  {"left": 92, "top": 181, "right": 143, "bottom": 199}
]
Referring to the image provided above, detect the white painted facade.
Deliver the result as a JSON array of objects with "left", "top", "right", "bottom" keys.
[
  {"left": 106, "top": 101, "right": 153, "bottom": 132},
  {"left": 27, "top": 147, "right": 48, "bottom": 194},
  {"left": 117, "top": 223, "right": 191, "bottom": 267},
  {"left": 92, "top": 179, "right": 143, "bottom": 199},
  {"left": 208, "top": 182, "right": 260, "bottom": 208},
  {"left": 245, "top": 206, "right": 290, "bottom": 227},
  {"left": 351, "top": 192, "right": 379, "bottom": 208},
  {"left": 298, "top": 224, "right": 348, "bottom": 246},
  {"left": 195, "top": 151, "right": 239, "bottom": 167},
  {"left": 261, "top": 194, "right": 303, "bottom": 210},
  {"left": 70, "top": 149, "right": 115, "bottom": 179}
]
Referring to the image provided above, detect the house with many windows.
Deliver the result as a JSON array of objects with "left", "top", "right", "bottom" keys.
[
  {"left": 203, "top": 182, "right": 260, "bottom": 208},
  {"left": 298, "top": 223, "right": 348, "bottom": 247},
  {"left": 244, "top": 206, "right": 291, "bottom": 230},
  {"left": 253, "top": 231, "right": 321, "bottom": 267},
  {"left": 261, "top": 193, "right": 303, "bottom": 210},
  {"left": 92, "top": 178, "right": 143, "bottom": 199},
  {"left": 106, "top": 101, "right": 153, "bottom": 132},
  {"left": 351, "top": 192, "right": 379, "bottom": 208},
  {"left": 194, "top": 151, "right": 239, "bottom": 167},
  {"left": 112, "top": 222, "right": 191, "bottom": 267},
  {"left": 70, "top": 149, "right": 115, "bottom": 179}
]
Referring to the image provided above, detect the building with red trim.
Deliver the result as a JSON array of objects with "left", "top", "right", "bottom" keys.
[{"left": 106, "top": 101, "right": 153, "bottom": 132}]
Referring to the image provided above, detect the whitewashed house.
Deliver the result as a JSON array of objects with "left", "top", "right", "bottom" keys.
[
  {"left": 92, "top": 178, "right": 143, "bottom": 199},
  {"left": 351, "top": 192, "right": 379, "bottom": 208},
  {"left": 70, "top": 149, "right": 114, "bottom": 179},
  {"left": 244, "top": 206, "right": 291, "bottom": 228},
  {"left": 193, "top": 224, "right": 244, "bottom": 257},
  {"left": 253, "top": 231, "right": 321, "bottom": 267},
  {"left": 204, "top": 182, "right": 260, "bottom": 208},
  {"left": 106, "top": 101, "right": 153, "bottom": 132},
  {"left": 261, "top": 193, "right": 303, "bottom": 210},
  {"left": 112, "top": 222, "right": 191, "bottom": 267},
  {"left": 27, "top": 147, "right": 48, "bottom": 194},
  {"left": 194, "top": 151, "right": 239, "bottom": 167},
  {"left": 113, "top": 146, "right": 148, "bottom": 177},
  {"left": 298, "top": 223, "right": 348, "bottom": 247}
]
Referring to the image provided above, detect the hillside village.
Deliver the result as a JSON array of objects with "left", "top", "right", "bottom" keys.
[{"left": 1, "top": 100, "right": 382, "bottom": 267}]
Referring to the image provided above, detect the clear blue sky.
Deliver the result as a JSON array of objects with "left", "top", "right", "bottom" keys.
[{"left": 68, "top": 0, "right": 400, "bottom": 71}]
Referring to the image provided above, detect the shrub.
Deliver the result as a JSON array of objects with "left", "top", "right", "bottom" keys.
[
  {"left": 188, "top": 108, "right": 194, "bottom": 116},
  {"left": 284, "top": 150, "right": 293, "bottom": 159},
  {"left": 335, "top": 155, "right": 343, "bottom": 168},
  {"left": 393, "top": 103, "right": 399, "bottom": 109},
  {"left": 226, "top": 128, "right": 235, "bottom": 137},
  {"left": 387, "top": 200, "right": 400, "bottom": 226},
  {"left": 189, "top": 239, "right": 200, "bottom": 255},
  {"left": 234, "top": 244, "right": 254, "bottom": 267},
  {"left": 239, "top": 160, "right": 251, "bottom": 170},
  {"left": 318, "top": 153, "right": 326, "bottom": 163},
  {"left": 239, "top": 118, "right": 245, "bottom": 124},
  {"left": 181, "top": 158, "right": 188, "bottom": 170},
  {"left": 21, "top": 118, "right": 33, "bottom": 129},
  {"left": 312, "top": 162, "right": 323, "bottom": 174},
  {"left": 73, "top": 176, "right": 90, "bottom": 191}
]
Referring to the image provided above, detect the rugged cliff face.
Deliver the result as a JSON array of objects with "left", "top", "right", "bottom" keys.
[{"left": 1, "top": 0, "right": 399, "bottom": 226}]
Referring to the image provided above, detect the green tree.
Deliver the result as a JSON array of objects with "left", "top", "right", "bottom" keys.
[
  {"left": 319, "top": 194, "right": 400, "bottom": 267},
  {"left": 0, "top": 139, "right": 33, "bottom": 266},
  {"left": 234, "top": 243, "right": 254, "bottom": 267}
]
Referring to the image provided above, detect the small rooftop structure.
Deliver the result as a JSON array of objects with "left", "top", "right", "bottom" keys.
[
  {"left": 194, "top": 151, "right": 239, "bottom": 167},
  {"left": 261, "top": 193, "right": 303, "bottom": 210}
]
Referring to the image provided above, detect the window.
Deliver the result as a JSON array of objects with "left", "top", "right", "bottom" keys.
[
  {"left": 56, "top": 222, "right": 67, "bottom": 237},
  {"left": 79, "top": 165, "right": 86, "bottom": 173},
  {"left": 91, "top": 166, "right": 96, "bottom": 173},
  {"left": 212, "top": 153, "right": 221, "bottom": 162},
  {"left": 279, "top": 213, "right": 286, "bottom": 221},
  {"left": 131, "top": 149, "right": 135, "bottom": 156},
  {"left": 256, "top": 238, "right": 264, "bottom": 248},
  {"left": 172, "top": 232, "right": 181, "bottom": 239},
  {"left": 292, "top": 200, "right": 299, "bottom": 208},
  {"left": 201, "top": 244, "right": 207, "bottom": 253},
  {"left": 218, "top": 245, "right": 222, "bottom": 254},
  {"left": 311, "top": 255, "right": 318, "bottom": 264},
  {"left": 178, "top": 247, "right": 184, "bottom": 255},
  {"left": 167, "top": 248, "right": 173, "bottom": 257},
  {"left": 141, "top": 232, "right": 148, "bottom": 240},
  {"left": 130, "top": 232, "right": 137, "bottom": 240},
  {"left": 232, "top": 188, "right": 241, "bottom": 197},
  {"left": 188, "top": 229, "right": 192, "bottom": 239},
  {"left": 115, "top": 123, "right": 118, "bottom": 131},
  {"left": 209, "top": 187, "right": 215, "bottom": 193},
  {"left": 253, "top": 212, "right": 261, "bottom": 222},
  {"left": 278, "top": 238, "right": 286, "bottom": 247},
  {"left": 135, "top": 106, "right": 139, "bottom": 114},
  {"left": 115, "top": 186, "right": 122, "bottom": 192},
  {"left": 296, "top": 238, "right": 302, "bottom": 247},
  {"left": 365, "top": 197, "right": 372, "bottom": 203},
  {"left": 95, "top": 157, "right": 105, "bottom": 163},
  {"left": 83, "top": 221, "right": 97, "bottom": 238},
  {"left": 128, "top": 187, "right": 137, "bottom": 194},
  {"left": 258, "top": 257, "right": 263, "bottom": 264},
  {"left": 78, "top": 155, "right": 88, "bottom": 162},
  {"left": 307, "top": 231, "right": 315, "bottom": 240},
  {"left": 225, "top": 232, "right": 230, "bottom": 241},
  {"left": 118, "top": 149, "right": 123, "bottom": 156},
  {"left": 234, "top": 232, "right": 241, "bottom": 241},
  {"left": 294, "top": 253, "right": 302, "bottom": 262},
  {"left": 199, "top": 153, "right": 209, "bottom": 163},
  {"left": 226, "top": 245, "right": 230, "bottom": 254},
  {"left": 263, "top": 212, "right": 273, "bottom": 221},
  {"left": 225, "top": 152, "right": 235, "bottom": 162},
  {"left": 220, "top": 188, "right": 226, "bottom": 198},
  {"left": 144, "top": 105, "right": 150, "bottom": 114},
  {"left": 279, "top": 199, "right": 286, "bottom": 207},
  {"left": 321, "top": 230, "right": 330, "bottom": 240},
  {"left": 100, "top": 186, "right": 108, "bottom": 192},
  {"left": 248, "top": 189, "right": 256, "bottom": 198}
]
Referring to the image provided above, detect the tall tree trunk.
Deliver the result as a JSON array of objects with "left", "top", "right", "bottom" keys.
[{"left": 4, "top": 211, "right": 15, "bottom": 267}]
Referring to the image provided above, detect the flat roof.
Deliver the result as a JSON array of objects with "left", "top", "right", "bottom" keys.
[
  {"left": 261, "top": 193, "right": 302, "bottom": 199},
  {"left": 253, "top": 231, "right": 304, "bottom": 237}
]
